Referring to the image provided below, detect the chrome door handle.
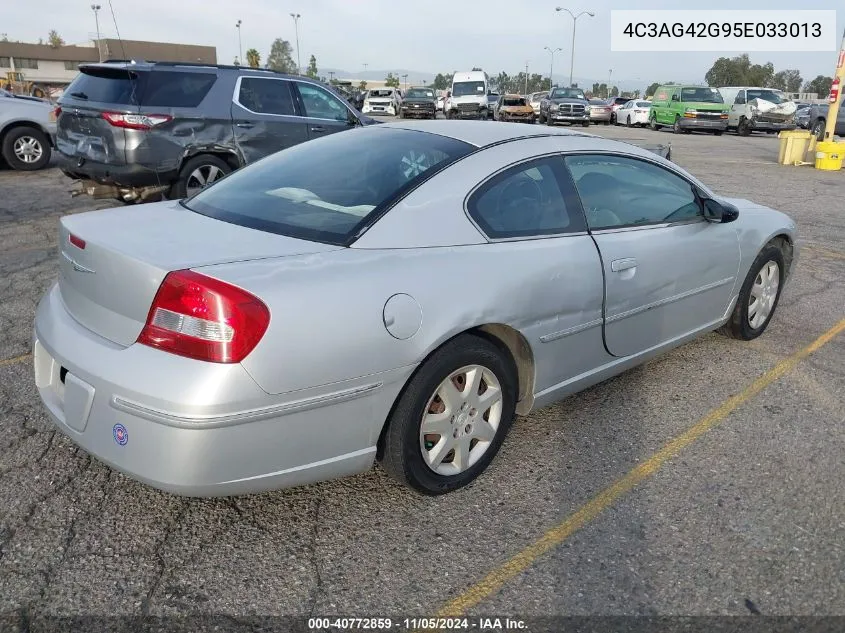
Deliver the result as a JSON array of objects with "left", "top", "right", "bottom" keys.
[
  {"left": 310, "top": 126, "right": 325, "bottom": 133},
  {"left": 611, "top": 258, "right": 637, "bottom": 272}
]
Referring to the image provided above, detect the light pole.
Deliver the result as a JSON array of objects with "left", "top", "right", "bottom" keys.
[
  {"left": 290, "top": 13, "right": 301, "bottom": 74},
  {"left": 328, "top": 70, "right": 335, "bottom": 83},
  {"left": 607, "top": 68, "right": 612, "bottom": 98},
  {"left": 235, "top": 20, "right": 242, "bottom": 66},
  {"left": 524, "top": 62, "right": 529, "bottom": 95},
  {"left": 544, "top": 46, "right": 562, "bottom": 91},
  {"left": 91, "top": 4, "right": 102, "bottom": 62},
  {"left": 402, "top": 73, "right": 408, "bottom": 90},
  {"left": 555, "top": 7, "right": 595, "bottom": 88}
]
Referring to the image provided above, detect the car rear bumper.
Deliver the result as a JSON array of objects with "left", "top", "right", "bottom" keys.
[
  {"left": 589, "top": 112, "right": 612, "bottom": 121},
  {"left": 57, "top": 152, "right": 178, "bottom": 188},
  {"left": 678, "top": 118, "right": 728, "bottom": 130},
  {"left": 33, "top": 283, "right": 411, "bottom": 497}
]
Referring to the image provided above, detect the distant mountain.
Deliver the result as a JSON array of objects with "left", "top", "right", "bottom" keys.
[{"left": 320, "top": 68, "right": 436, "bottom": 83}]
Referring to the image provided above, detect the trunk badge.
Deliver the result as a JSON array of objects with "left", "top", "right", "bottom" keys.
[{"left": 61, "top": 251, "right": 96, "bottom": 274}]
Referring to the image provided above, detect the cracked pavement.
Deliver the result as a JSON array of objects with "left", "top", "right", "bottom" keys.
[{"left": 0, "top": 128, "right": 844, "bottom": 630}]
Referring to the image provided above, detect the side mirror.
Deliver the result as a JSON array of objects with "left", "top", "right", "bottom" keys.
[{"left": 702, "top": 197, "right": 739, "bottom": 223}]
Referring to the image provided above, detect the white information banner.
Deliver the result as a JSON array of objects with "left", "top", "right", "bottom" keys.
[{"left": 610, "top": 10, "right": 837, "bottom": 52}]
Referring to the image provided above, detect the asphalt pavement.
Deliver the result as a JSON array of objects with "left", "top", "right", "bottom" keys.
[{"left": 0, "top": 122, "right": 843, "bottom": 632}]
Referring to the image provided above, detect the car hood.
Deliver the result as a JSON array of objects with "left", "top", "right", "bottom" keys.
[
  {"left": 403, "top": 97, "right": 435, "bottom": 104},
  {"left": 549, "top": 97, "right": 588, "bottom": 104}
]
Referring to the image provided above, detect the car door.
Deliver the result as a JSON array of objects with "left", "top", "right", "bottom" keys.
[
  {"left": 292, "top": 81, "right": 358, "bottom": 140},
  {"left": 465, "top": 155, "right": 606, "bottom": 392},
  {"left": 730, "top": 89, "right": 747, "bottom": 127},
  {"left": 563, "top": 153, "right": 741, "bottom": 358},
  {"left": 230, "top": 76, "right": 309, "bottom": 165}
]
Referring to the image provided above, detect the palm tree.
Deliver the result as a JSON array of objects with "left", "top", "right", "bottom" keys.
[{"left": 246, "top": 48, "right": 261, "bottom": 69}]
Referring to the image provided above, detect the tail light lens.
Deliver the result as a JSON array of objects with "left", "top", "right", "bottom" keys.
[
  {"left": 137, "top": 270, "right": 270, "bottom": 364},
  {"left": 49, "top": 106, "right": 62, "bottom": 122},
  {"left": 102, "top": 112, "right": 173, "bottom": 130}
]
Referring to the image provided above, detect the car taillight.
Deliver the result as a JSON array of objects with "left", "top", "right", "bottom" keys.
[
  {"left": 49, "top": 106, "right": 62, "bottom": 122},
  {"left": 137, "top": 270, "right": 270, "bottom": 364},
  {"left": 102, "top": 112, "right": 173, "bottom": 130}
]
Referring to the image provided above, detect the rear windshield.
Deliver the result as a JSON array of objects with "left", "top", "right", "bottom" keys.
[
  {"left": 680, "top": 87, "right": 723, "bottom": 103},
  {"left": 503, "top": 97, "right": 526, "bottom": 106},
  {"left": 63, "top": 68, "right": 216, "bottom": 107},
  {"left": 368, "top": 90, "right": 394, "bottom": 98},
  {"left": 184, "top": 128, "right": 473, "bottom": 245}
]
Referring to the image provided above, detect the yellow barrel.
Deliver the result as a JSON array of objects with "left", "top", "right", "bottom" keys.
[
  {"left": 815, "top": 141, "right": 845, "bottom": 171},
  {"left": 777, "top": 130, "right": 813, "bottom": 165}
]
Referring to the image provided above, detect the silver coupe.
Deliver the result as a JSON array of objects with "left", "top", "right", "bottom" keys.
[{"left": 33, "top": 121, "right": 798, "bottom": 496}]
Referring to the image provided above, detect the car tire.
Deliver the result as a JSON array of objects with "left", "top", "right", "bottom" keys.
[
  {"left": 626, "top": 115, "right": 632, "bottom": 127},
  {"left": 2, "top": 126, "right": 51, "bottom": 171},
  {"left": 649, "top": 115, "right": 659, "bottom": 131},
  {"left": 737, "top": 118, "right": 752, "bottom": 136},
  {"left": 582, "top": 121, "right": 590, "bottom": 127},
  {"left": 611, "top": 113, "right": 616, "bottom": 125},
  {"left": 171, "top": 155, "right": 233, "bottom": 200},
  {"left": 673, "top": 116, "right": 683, "bottom": 134},
  {"left": 811, "top": 119, "right": 825, "bottom": 140},
  {"left": 719, "top": 244, "right": 785, "bottom": 341},
  {"left": 380, "top": 333, "right": 518, "bottom": 495},
  {"left": 713, "top": 130, "right": 724, "bottom": 136}
]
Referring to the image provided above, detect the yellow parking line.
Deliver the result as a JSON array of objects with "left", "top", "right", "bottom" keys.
[
  {"left": 0, "top": 353, "right": 31, "bottom": 367},
  {"left": 435, "top": 317, "right": 845, "bottom": 617}
]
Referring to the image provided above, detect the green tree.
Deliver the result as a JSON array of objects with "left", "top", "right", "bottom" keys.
[
  {"left": 246, "top": 48, "right": 260, "bottom": 68},
  {"left": 803, "top": 75, "right": 832, "bottom": 96},
  {"left": 772, "top": 69, "right": 802, "bottom": 92},
  {"left": 609, "top": 85, "right": 619, "bottom": 97},
  {"left": 431, "top": 73, "right": 452, "bottom": 90},
  {"left": 306, "top": 55, "right": 318, "bottom": 79},
  {"left": 645, "top": 82, "right": 660, "bottom": 97},
  {"left": 358, "top": 79, "right": 367, "bottom": 91},
  {"left": 384, "top": 72, "right": 400, "bottom": 88},
  {"left": 47, "top": 29, "right": 64, "bottom": 48},
  {"left": 266, "top": 38, "right": 296, "bottom": 73},
  {"left": 705, "top": 54, "right": 773, "bottom": 87}
]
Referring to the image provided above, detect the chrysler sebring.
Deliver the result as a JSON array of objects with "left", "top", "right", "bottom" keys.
[{"left": 33, "top": 121, "right": 797, "bottom": 496}]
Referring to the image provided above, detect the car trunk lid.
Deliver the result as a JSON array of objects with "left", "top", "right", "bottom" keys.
[
  {"left": 56, "top": 65, "right": 148, "bottom": 166},
  {"left": 58, "top": 200, "right": 341, "bottom": 346}
]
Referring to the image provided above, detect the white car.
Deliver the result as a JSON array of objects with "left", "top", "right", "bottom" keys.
[
  {"left": 362, "top": 89, "right": 402, "bottom": 116},
  {"left": 616, "top": 100, "right": 652, "bottom": 127}
]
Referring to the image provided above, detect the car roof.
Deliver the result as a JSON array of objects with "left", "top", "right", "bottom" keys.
[{"left": 376, "top": 120, "right": 593, "bottom": 148}]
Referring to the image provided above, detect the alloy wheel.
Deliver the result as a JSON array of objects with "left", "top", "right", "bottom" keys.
[
  {"left": 13, "top": 136, "right": 43, "bottom": 164},
  {"left": 419, "top": 364, "right": 503, "bottom": 476},
  {"left": 748, "top": 261, "right": 780, "bottom": 329},
  {"left": 186, "top": 164, "right": 225, "bottom": 196}
]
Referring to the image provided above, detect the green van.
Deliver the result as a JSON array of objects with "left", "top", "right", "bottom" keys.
[{"left": 649, "top": 85, "right": 729, "bottom": 135}]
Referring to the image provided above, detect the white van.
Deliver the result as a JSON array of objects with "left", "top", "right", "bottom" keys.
[
  {"left": 718, "top": 87, "right": 797, "bottom": 136},
  {"left": 362, "top": 88, "right": 401, "bottom": 116},
  {"left": 446, "top": 70, "right": 489, "bottom": 120}
]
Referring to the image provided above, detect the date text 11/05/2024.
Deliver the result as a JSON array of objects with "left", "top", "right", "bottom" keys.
[{"left": 307, "top": 617, "right": 528, "bottom": 631}]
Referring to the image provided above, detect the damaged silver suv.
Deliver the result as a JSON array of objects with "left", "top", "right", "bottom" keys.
[{"left": 57, "top": 61, "right": 376, "bottom": 203}]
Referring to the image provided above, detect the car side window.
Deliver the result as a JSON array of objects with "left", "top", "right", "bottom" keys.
[
  {"left": 734, "top": 90, "right": 746, "bottom": 104},
  {"left": 467, "top": 157, "right": 584, "bottom": 239},
  {"left": 671, "top": 91, "right": 680, "bottom": 102},
  {"left": 237, "top": 77, "right": 295, "bottom": 116},
  {"left": 564, "top": 154, "right": 702, "bottom": 230},
  {"left": 297, "top": 83, "right": 348, "bottom": 122}
]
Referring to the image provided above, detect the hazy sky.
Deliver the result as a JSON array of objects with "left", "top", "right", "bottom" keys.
[{"left": 4, "top": 0, "right": 843, "bottom": 86}]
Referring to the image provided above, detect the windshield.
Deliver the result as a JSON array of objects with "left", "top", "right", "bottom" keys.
[
  {"left": 184, "top": 128, "right": 473, "bottom": 245},
  {"left": 503, "top": 97, "right": 527, "bottom": 106},
  {"left": 406, "top": 88, "right": 434, "bottom": 99},
  {"left": 746, "top": 89, "right": 787, "bottom": 104},
  {"left": 680, "top": 87, "right": 724, "bottom": 103},
  {"left": 531, "top": 92, "right": 548, "bottom": 101},
  {"left": 368, "top": 90, "right": 394, "bottom": 98},
  {"left": 452, "top": 81, "right": 486, "bottom": 97},
  {"left": 550, "top": 88, "right": 586, "bottom": 100}
]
